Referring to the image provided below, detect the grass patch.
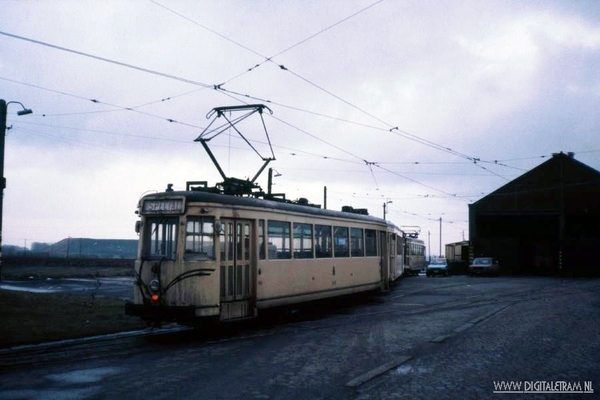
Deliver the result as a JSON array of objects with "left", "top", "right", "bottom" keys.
[{"left": 0, "top": 290, "right": 146, "bottom": 348}]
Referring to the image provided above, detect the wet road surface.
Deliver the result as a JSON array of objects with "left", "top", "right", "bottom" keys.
[{"left": 1, "top": 275, "right": 598, "bottom": 399}]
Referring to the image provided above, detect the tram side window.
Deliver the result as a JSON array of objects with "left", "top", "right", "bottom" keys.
[
  {"left": 185, "top": 217, "right": 215, "bottom": 260},
  {"left": 259, "top": 220, "right": 266, "bottom": 260},
  {"left": 365, "top": 229, "right": 377, "bottom": 256},
  {"left": 145, "top": 217, "right": 178, "bottom": 260},
  {"left": 315, "top": 224, "right": 332, "bottom": 258},
  {"left": 293, "top": 223, "right": 313, "bottom": 259},
  {"left": 334, "top": 226, "right": 349, "bottom": 258},
  {"left": 267, "top": 220, "right": 291, "bottom": 259},
  {"left": 350, "top": 228, "right": 364, "bottom": 257},
  {"left": 236, "top": 223, "right": 251, "bottom": 261}
]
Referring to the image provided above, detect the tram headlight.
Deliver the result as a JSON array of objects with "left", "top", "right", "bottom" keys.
[
  {"left": 214, "top": 219, "right": 223, "bottom": 233},
  {"left": 150, "top": 279, "right": 160, "bottom": 293}
]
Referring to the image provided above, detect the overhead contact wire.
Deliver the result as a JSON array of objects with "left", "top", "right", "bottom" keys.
[{"left": 0, "top": 31, "right": 213, "bottom": 89}]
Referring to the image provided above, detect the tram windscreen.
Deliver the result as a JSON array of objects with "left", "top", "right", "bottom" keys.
[{"left": 145, "top": 217, "right": 178, "bottom": 260}]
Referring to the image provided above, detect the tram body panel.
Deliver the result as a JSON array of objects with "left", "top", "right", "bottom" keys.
[{"left": 254, "top": 256, "right": 383, "bottom": 308}]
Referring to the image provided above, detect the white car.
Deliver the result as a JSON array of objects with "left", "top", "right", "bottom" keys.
[{"left": 426, "top": 258, "right": 449, "bottom": 277}]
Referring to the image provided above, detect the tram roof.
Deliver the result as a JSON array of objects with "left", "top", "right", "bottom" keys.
[{"left": 144, "top": 190, "right": 390, "bottom": 226}]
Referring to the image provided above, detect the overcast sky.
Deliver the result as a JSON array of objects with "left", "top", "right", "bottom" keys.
[{"left": 2, "top": 0, "right": 600, "bottom": 254}]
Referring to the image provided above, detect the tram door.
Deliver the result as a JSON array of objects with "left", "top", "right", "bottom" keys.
[
  {"left": 219, "top": 219, "right": 254, "bottom": 320},
  {"left": 380, "top": 231, "right": 390, "bottom": 291}
]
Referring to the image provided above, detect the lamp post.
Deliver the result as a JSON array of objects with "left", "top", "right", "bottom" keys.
[
  {"left": 267, "top": 167, "right": 282, "bottom": 196},
  {"left": 383, "top": 199, "right": 392, "bottom": 220},
  {"left": 0, "top": 99, "right": 33, "bottom": 282}
]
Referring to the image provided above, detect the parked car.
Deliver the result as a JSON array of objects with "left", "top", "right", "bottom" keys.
[
  {"left": 426, "top": 258, "right": 449, "bottom": 277},
  {"left": 469, "top": 257, "right": 500, "bottom": 276}
]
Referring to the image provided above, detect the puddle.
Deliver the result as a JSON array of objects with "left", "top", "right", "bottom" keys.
[
  {"left": 395, "top": 365, "right": 430, "bottom": 375},
  {"left": 0, "top": 283, "right": 56, "bottom": 293},
  {"left": 46, "top": 366, "right": 125, "bottom": 384}
]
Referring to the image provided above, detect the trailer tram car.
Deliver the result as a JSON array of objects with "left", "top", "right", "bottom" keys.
[
  {"left": 404, "top": 237, "right": 426, "bottom": 276},
  {"left": 125, "top": 188, "right": 411, "bottom": 325}
]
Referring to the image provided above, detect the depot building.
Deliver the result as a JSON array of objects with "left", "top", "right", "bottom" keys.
[{"left": 468, "top": 152, "right": 600, "bottom": 277}]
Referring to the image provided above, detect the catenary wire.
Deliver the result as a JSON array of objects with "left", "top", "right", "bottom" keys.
[
  {"left": 144, "top": 2, "right": 512, "bottom": 194},
  {"left": 0, "top": 31, "right": 214, "bottom": 89},
  {"left": 0, "top": 30, "right": 521, "bottom": 175},
  {"left": 0, "top": 29, "right": 520, "bottom": 205}
]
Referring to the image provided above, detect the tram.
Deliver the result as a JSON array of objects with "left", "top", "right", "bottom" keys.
[
  {"left": 404, "top": 237, "right": 426, "bottom": 276},
  {"left": 125, "top": 104, "right": 423, "bottom": 325},
  {"left": 125, "top": 185, "right": 411, "bottom": 325}
]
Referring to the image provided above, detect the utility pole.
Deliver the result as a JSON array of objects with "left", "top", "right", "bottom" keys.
[
  {"left": 0, "top": 99, "right": 33, "bottom": 282},
  {"left": 428, "top": 231, "right": 431, "bottom": 262},
  {"left": 439, "top": 217, "right": 442, "bottom": 257}
]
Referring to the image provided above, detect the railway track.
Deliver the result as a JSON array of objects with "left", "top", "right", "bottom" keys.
[
  {"left": 0, "top": 321, "right": 276, "bottom": 370},
  {"left": 2, "top": 278, "right": 596, "bottom": 370},
  {"left": 0, "top": 325, "right": 187, "bottom": 371}
]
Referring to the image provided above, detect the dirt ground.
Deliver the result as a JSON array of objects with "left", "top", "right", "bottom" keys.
[{"left": 0, "top": 263, "right": 145, "bottom": 348}]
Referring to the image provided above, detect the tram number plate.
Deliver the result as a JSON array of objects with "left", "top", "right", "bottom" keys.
[{"left": 143, "top": 199, "right": 184, "bottom": 214}]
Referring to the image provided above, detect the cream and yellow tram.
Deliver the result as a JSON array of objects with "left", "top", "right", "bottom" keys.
[{"left": 125, "top": 189, "right": 407, "bottom": 324}]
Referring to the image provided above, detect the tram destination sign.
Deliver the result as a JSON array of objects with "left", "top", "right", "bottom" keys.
[{"left": 142, "top": 198, "right": 184, "bottom": 214}]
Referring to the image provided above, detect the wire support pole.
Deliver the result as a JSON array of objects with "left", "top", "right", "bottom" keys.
[
  {"left": 439, "top": 217, "right": 442, "bottom": 257},
  {"left": 0, "top": 99, "right": 32, "bottom": 282}
]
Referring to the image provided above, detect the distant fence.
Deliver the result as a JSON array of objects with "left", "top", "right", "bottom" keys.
[{"left": 2, "top": 256, "right": 134, "bottom": 269}]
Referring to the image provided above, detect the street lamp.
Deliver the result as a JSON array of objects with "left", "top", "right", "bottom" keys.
[
  {"left": 383, "top": 199, "right": 392, "bottom": 220},
  {"left": 0, "top": 99, "right": 33, "bottom": 282}
]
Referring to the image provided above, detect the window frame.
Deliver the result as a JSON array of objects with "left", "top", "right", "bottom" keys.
[
  {"left": 350, "top": 227, "right": 365, "bottom": 257},
  {"left": 315, "top": 224, "right": 333, "bottom": 258},
  {"left": 267, "top": 220, "right": 292, "bottom": 260},
  {"left": 184, "top": 216, "right": 215, "bottom": 260},
  {"left": 333, "top": 226, "right": 349, "bottom": 258},
  {"left": 293, "top": 222, "right": 314, "bottom": 259},
  {"left": 144, "top": 217, "right": 179, "bottom": 260},
  {"left": 365, "top": 229, "right": 378, "bottom": 257}
]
